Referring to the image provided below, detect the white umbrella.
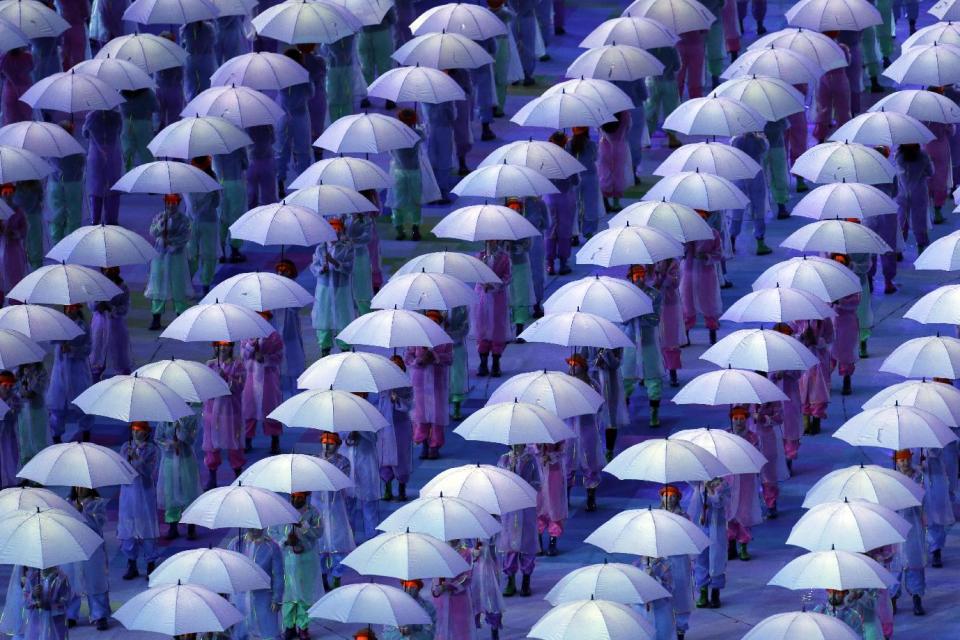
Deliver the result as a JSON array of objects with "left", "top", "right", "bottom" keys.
[
  {"left": 0, "top": 0, "right": 68, "bottom": 38},
  {"left": 781, "top": 220, "right": 892, "bottom": 254},
  {"left": 576, "top": 225, "right": 684, "bottom": 267},
  {"left": 372, "top": 272, "right": 476, "bottom": 311},
  {"left": 308, "top": 583, "right": 431, "bottom": 627},
  {"left": 545, "top": 563, "right": 671, "bottom": 605},
  {"left": 284, "top": 184, "right": 378, "bottom": 216},
  {"left": 0, "top": 121, "right": 83, "bottom": 158},
  {"left": 420, "top": 463, "right": 537, "bottom": 514},
  {"left": 377, "top": 495, "right": 501, "bottom": 540},
  {"left": 342, "top": 531, "right": 471, "bottom": 580},
  {"left": 210, "top": 51, "right": 309, "bottom": 91},
  {"left": 585, "top": 507, "right": 710, "bottom": 556},
  {"left": 654, "top": 141, "right": 762, "bottom": 180},
  {"left": 710, "top": 75, "right": 805, "bottom": 121},
  {"left": 880, "top": 335, "right": 960, "bottom": 378},
  {"left": 768, "top": 550, "right": 895, "bottom": 590},
  {"left": 0, "top": 488, "right": 77, "bottom": 518},
  {"left": 180, "top": 485, "right": 299, "bottom": 530},
  {"left": 0, "top": 329, "right": 45, "bottom": 369},
  {"left": 833, "top": 405, "right": 958, "bottom": 450},
  {"left": 511, "top": 92, "right": 614, "bottom": 129},
  {"left": 201, "top": 272, "right": 312, "bottom": 311},
  {"left": 73, "top": 374, "right": 193, "bottom": 423},
  {"left": 21, "top": 70, "right": 124, "bottom": 112},
  {"left": 432, "top": 203, "right": 541, "bottom": 241},
  {"left": 702, "top": 329, "right": 818, "bottom": 372},
  {"left": 0, "top": 13, "right": 28, "bottom": 52},
  {"left": 95, "top": 33, "right": 187, "bottom": 73},
  {"left": 210, "top": 0, "right": 256, "bottom": 16},
  {"left": 829, "top": 111, "right": 934, "bottom": 146},
  {"left": 395, "top": 251, "right": 501, "bottom": 284},
  {"left": 673, "top": 369, "right": 789, "bottom": 405},
  {"left": 787, "top": 499, "right": 910, "bottom": 552},
  {"left": 411, "top": 2, "right": 507, "bottom": 39},
  {"left": 642, "top": 171, "right": 749, "bottom": 210},
  {"left": 581, "top": 16, "right": 678, "bottom": 49},
  {"left": 46, "top": 224, "right": 158, "bottom": 267},
  {"left": 182, "top": 85, "right": 284, "bottom": 128},
  {"left": 7, "top": 264, "right": 122, "bottom": 304},
  {"left": 931, "top": 0, "right": 960, "bottom": 20},
  {"left": 882, "top": 42, "right": 960, "bottom": 86},
  {"left": 326, "top": 0, "right": 393, "bottom": 25},
  {"left": 479, "top": 140, "right": 585, "bottom": 180},
  {"left": 18, "top": 442, "right": 135, "bottom": 488},
  {"left": 803, "top": 464, "right": 924, "bottom": 510},
  {"left": 565, "top": 44, "right": 665, "bottom": 81},
  {"left": 753, "top": 256, "right": 861, "bottom": 303},
  {"left": 750, "top": 27, "right": 848, "bottom": 71},
  {"left": 915, "top": 230, "right": 960, "bottom": 270},
  {"left": 528, "top": 600, "right": 655, "bottom": 640},
  {"left": 785, "top": 0, "right": 882, "bottom": 30},
  {"left": 337, "top": 309, "right": 453, "bottom": 348},
  {"left": 791, "top": 141, "right": 895, "bottom": 185},
  {"left": 289, "top": 156, "right": 392, "bottom": 191},
  {"left": 0, "top": 508, "right": 102, "bottom": 568},
  {"left": 742, "top": 611, "right": 861, "bottom": 640},
  {"left": 543, "top": 275, "right": 653, "bottom": 323},
  {"left": 113, "top": 160, "right": 221, "bottom": 194},
  {"left": 147, "top": 115, "right": 252, "bottom": 159},
  {"left": 392, "top": 31, "right": 493, "bottom": 69},
  {"left": 605, "top": 438, "right": 730, "bottom": 483},
  {"left": 488, "top": 370, "right": 604, "bottom": 419},
  {"left": 160, "top": 303, "right": 276, "bottom": 342},
  {"left": 904, "top": 285, "right": 960, "bottom": 324},
  {"left": 268, "top": 389, "right": 390, "bottom": 432},
  {"left": 721, "top": 46, "right": 823, "bottom": 86},
  {"left": 314, "top": 113, "right": 420, "bottom": 153},
  {"left": 621, "top": 0, "right": 716, "bottom": 34},
  {"left": 0, "top": 304, "right": 82, "bottom": 342},
  {"left": 517, "top": 311, "right": 633, "bottom": 349},
  {"left": 71, "top": 57, "right": 156, "bottom": 91},
  {"left": 229, "top": 201, "right": 336, "bottom": 247},
  {"left": 454, "top": 401, "right": 576, "bottom": 445},
  {"left": 149, "top": 548, "right": 270, "bottom": 593},
  {"left": 367, "top": 65, "right": 466, "bottom": 104},
  {"left": 608, "top": 200, "right": 713, "bottom": 242},
  {"left": 871, "top": 88, "right": 960, "bottom": 124},
  {"left": 904, "top": 20, "right": 960, "bottom": 48},
  {"left": 863, "top": 380, "right": 960, "bottom": 427},
  {"left": 0, "top": 145, "right": 53, "bottom": 182},
  {"left": 251, "top": 0, "right": 361, "bottom": 45},
  {"left": 297, "top": 351, "right": 410, "bottom": 392},
  {"left": 235, "top": 453, "right": 353, "bottom": 493},
  {"left": 123, "top": 0, "right": 219, "bottom": 24},
  {"left": 543, "top": 78, "right": 635, "bottom": 114},
  {"left": 663, "top": 95, "right": 770, "bottom": 136},
  {"left": 720, "top": 286, "right": 835, "bottom": 323},
  {"left": 133, "top": 358, "right": 231, "bottom": 403},
  {"left": 792, "top": 182, "right": 897, "bottom": 221},
  {"left": 451, "top": 164, "right": 559, "bottom": 199},
  {"left": 670, "top": 428, "right": 767, "bottom": 474},
  {"left": 113, "top": 583, "right": 242, "bottom": 636}
]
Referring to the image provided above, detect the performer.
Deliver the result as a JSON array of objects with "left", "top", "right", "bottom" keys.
[
  {"left": 272, "top": 492, "right": 322, "bottom": 639},
  {"left": 65, "top": 487, "right": 111, "bottom": 631},
  {"left": 726, "top": 406, "right": 762, "bottom": 561},
  {"left": 922, "top": 102, "right": 953, "bottom": 225},
  {"left": 795, "top": 317, "right": 833, "bottom": 435},
  {"left": 893, "top": 449, "right": 927, "bottom": 616},
  {"left": 56, "top": 0, "right": 88, "bottom": 69},
  {"left": 20, "top": 567, "right": 71, "bottom": 640},
  {"left": 545, "top": 149, "right": 580, "bottom": 274},
  {"left": 447, "top": 305, "right": 470, "bottom": 421},
  {"left": 645, "top": 46, "right": 682, "bottom": 148},
  {"left": 564, "top": 354, "right": 603, "bottom": 512},
  {"left": 422, "top": 99, "right": 456, "bottom": 203},
  {"left": 922, "top": 446, "right": 955, "bottom": 568},
  {"left": 314, "top": 432, "right": 356, "bottom": 592},
  {"left": 569, "top": 128, "right": 601, "bottom": 238},
  {"left": 676, "top": 28, "right": 708, "bottom": 99},
  {"left": 311, "top": 217, "right": 355, "bottom": 356},
  {"left": 118, "top": 422, "right": 161, "bottom": 581},
  {"left": 82, "top": 108, "right": 123, "bottom": 226},
  {"left": 0, "top": 183, "right": 27, "bottom": 306},
  {"left": 754, "top": 400, "right": 785, "bottom": 520},
  {"left": 186, "top": 157, "right": 221, "bottom": 295},
  {"left": 226, "top": 528, "right": 283, "bottom": 640},
  {"left": 468, "top": 540, "right": 503, "bottom": 640},
  {"left": 241, "top": 316, "right": 284, "bottom": 454},
  {"left": 811, "top": 590, "right": 865, "bottom": 634},
  {"left": 0, "top": 47, "right": 34, "bottom": 125},
  {"left": 598, "top": 112, "right": 631, "bottom": 212},
  {"left": 89, "top": 266, "right": 133, "bottom": 381},
  {"left": 770, "top": 324, "right": 803, "bottom": 472},
  {"left": 0, "top": 372, "right": 19, "bottom": 490},
  {"left": 660, "top": 485, "right": 694, "bottom": 639},
  {"left": 689, "top": 476, "right": 730, "bottom": 609},
  {"left": 896, "top": 143, "right": 934, "bottom": 252},
  {"left": 275, "top": 48, "right": 314, "bottom": 194},
  {"left": 450, "top": 68, "right": 475, "bottom": 176},
  {"left": 272, "top": 260, "right": 306, "bottom": 393},
  {"left": 246, "top": 124, "right": 278, "bottom": 209},
  {"left": 156, "top": 414, "right": 200, "bottom": 541},
  {"left": 348, "top": 209, "right": 375, "bottom": 317},
  {"left": 378, "top": 358, "right": 413, "bottom": 502},
  {"left": 509, "top": 0, "right": 539, "bottom": 86},
  {"left": 432, "top": 540, "right": 477, "bottom": 640},
  {"left": 623, "top": 264, "right": 665, "bottom": 428},
  {"left": 203, "top": 342, "right": 246, "bottom": 489},
  {"left": 16, "top": 362, "right": 49, "bottom": 466},
  {"left": 497, "top": 444, "right": 540, "bottom": 598},
  {"left": 181, "top": 20, "right": 216, "bottom": 101},
  {"left": 324, "top": 33, "right": 356, "bottom": 122},
  {"left": 389, "top": 109, "right": 424, "bottom": 241},
  {"left": 14, "top": 180, "right": 44, "bottom": 271},
  {"left": 812, "top": 33, "right": 851, "bottom": 143},
  {"left": 215, "top": 11, "right": 248, "bottom": 64},
  {"left": 536, "top": 441, "right": 567, "bottom": 557},
  {"left": 405, "top": 311, "right": 453, "bottom": 459},
  {"left": 145, "top": 194, "right": 194, "bottom": 330},
  {"left": 45, "top": 304, "right": 93, "bottom": 443},
  {"left": 119, "top": 87, "right": 159, "bottom": 171},
  {"left": 638, "top": 555, "right": 676, "bottom": 640},
  {"left": 47, "top": 122, "right": 84, "bottom": 245},
  {"left": 680, "top": 211, "right": 723, "bottom": 345},
  {"left": 729, "top": 130, "right": 774, "bottom": 251},
  {"left": 473, "top": 241, "right": 511, "bottom": 378},
  {"left": 298, "top": 44, "right": 328, "bottom": 157},
  {"left": 156, "top": 33, "right": 185, "bottom": 129},
  {"left": 344, "top": 424, "right": 380, "bottom": 544}
]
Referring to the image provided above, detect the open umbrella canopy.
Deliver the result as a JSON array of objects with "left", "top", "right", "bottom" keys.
[
  {"left": 517, "top": 311, "right": 633, "bottom": 348},
  {"left": 337, "top": 309, "right": 453, "bottom": 348},
  {"left": 543, "top": 275, "right": 653, "bottom": 323},
  {"left": 643, "top": 171, "right": 749, "bottom": 210},
  {"left": 289, "top": 156, "right": 392, "bottom": 191},
  {"left": 71, "top": 57, "right": 156, "bottom": 91},
  {"left": 621, "top": 0, "right": 716, "bottom": 34},
  {"left": 904, "top": 285, "right": 960, "bottom": 325},
  {"left": 148, "top": 547, "right": 271, "bottom": 593},
  {"left": 608, "top": 200, "right": 714, "bottom": 242},
  {"left": 829, "top": 111, "right": 935, "bottom": 146},
  {"left": 410, "top": 2, "right": 507, "bottom": 39},
  {"left": 792, "top": 182, "right": 898, "bottom": 221},
  {"left": 780, "top": 219, "right": 892, "bottom": 254},
  {"left": 201, "top": 272, "right": 312, "bottom": 311},
  {"left": 0, "top": 121, "right": 84, "bottom": 158},
  {"left": 710, "top": 75, "right": 805, "bottom": 121},
  {"left": 669, "top": 428, "right": 767, "bottom": 474},
  {"left": 314, "top": 113, "right": 420, "bottom": 153},
  {"left": 372, "top": 272, "right": 476, "bottom": 311},
  {"left": 931, "top": 0, "right": 960, "bottom": 21},
  {"left": 528, "top": 600, "right": 655, "bottom": 640},
  {"left": 342, "top": 531, "right": 471, "bottom": 579},
  {"left": 73, "top": 374, "right": 193, "bottom": 423},
  {"left": 113, "top": 160, "right": 221, "bottom": 194},
  {"left": 565, "top": 44, "right": 665, "bottom": 81},
  {"left": 511, "top": 91, "right": 615, "bottom": 129},
  {"left": 663, "top": 96, "right": 766, "bottom": 137},
  {"left": 0, "top": 0, "right": 68, "bottom": 38},
  {"left": 543, "top": 78, "right": 635, "bottom": 114},
  {"left": 367, "top": 65, "right": 466, "bottom": 104},
  {"left": 0, "top": 329, "right": 45, "bottom": 369},
  {"left": 833, "top": 405, "right": 958, "bottom": 450},
  {"left": 454, "top": 401, "right": 576, "bottom": 445},
  {"left": 915, "top": 230, "right": 960, "bottom": 270},
  {"left": 396, "top": 251, "right": 501, "bottom": 284},
  {"left": 605, "top": 438, "right": 730, "bottom": 483},
  {"left": 870, "top": 88, "right": 960, "bottom": 123},
  {"left": 721, "top": 46, "right": 823, "bottom": 86},
  {"left": 586, "top": 507, "right": 710, "bottom": 556},
  {"left": 21, "top": 70, "right": 124, "bottom": 112},
  {"left": 0, "top": 15, "right": 25, "bottom": 53},
  {"left": 161, "top": 302, "right": 276, "bottom": 342},
  {"left": 742, "top": 611, "right": 861, "bottom": 640},
  {"left": 0, "top": 488, "right": 77, "bottom": 518},
  {"left": 654, "top": 141, "right": 762, "bottom": 180},
  {"left": 0, "top": 508, "right": 102, "bottom": 568},
  {"left": 330, "top": 0, "right": 395, "bottom": 25},
  {"left": 576, "top": 224, "right": 684, "bottom": 267},
  {"left": 768, "top": 549, "right": 895, "bottom": 590},
  {"left": 235, "top": 453, "right": 352, "bottom": 493},
  {"left": 791, "top": 141, "right": 895, "bottom": 184},
  {"left": 863, "top": 380, "right": 960, "bottom": 427},
  {"left": 285, "top": 185, "right": 382, "bottom": 216},
  {"left": 251, "top": 0, "right": 361, "bottom": 44},
  {"left": 787, "top": 499, "right": 910, "bottom": 552},
  {"left": 753, "top": 256, "right": 861, "bottom": 303},
  {"left": 420, "top": 463, "right": 537, "bottom": 514},
  {"left": 123, "top": 0, "right": 220, "bottom": 24},
  {"left": 750, "top": 27, "right": 848, "bottom": 70},
  {"left": 182, "top": 85, "right": 284, "bottom": 128},
  {"left": 229, "top": 201, "right": 336, "bottom": 247},
  {"left": 803, "top": 464, "right": 924, "bottom": 510},
  {"left": 377, "top": 495, "right": 502, "bottom": 540},
  {"left": 581, "top": 16, "right": 678, "bottom": 49},
  {"left": 880, "top": 335, "right": 960, "bottom": 378},
  {"left": 882, "top": 42, "right": 960, "bottom": 86},
  {"left": 0, "top": 145, "right": 53, "bottom": 182},
  {"left": 480, "top": 140, "right": 585, "bottom": 179},
  {"left": 433, "top": 204, "right": 541, "bottom": 241},
  {"left": 133, "top": 359, "right": 231, "bottom": 403},
  {"left": 18, "top": 442, "right": 136, "bottom": 488},
  {"left": 268, "top": 389, "right": 389, "bottom": 432},
  {"left": 46, "top": 224, "right": 157, "bottom": 267},
  {"left": 308, "top": 582, "right": 432, "bottom": 627},
  {"left": 673, "top": 368, "right": 789, "bottom": 405},
  {"left": 180, "top": 485, "right": 299, "bottom": 529},
  {"left": 721, "top": 286, "right": 835, "bottom": 323},
  {"left": 113, "top": 583, "right": 242, "bottom": 636},
  {"left": 545, "top": 562, "right": 671, "bottom": 605},
  {"left": 0, "top": 304, "right": 82, "bottom": 341},
  {"left": 7, "top": 263, "right": 122, "bottom": 305},
  {"left": 488, "top": 370, "right": 604, "bottom": 419},
  {"left": 392, "top": 31, "right": 494, "bottom": 69},
  {"left": 785, "top": 0, "right": 882, "bottom": 30},
  {"left": 210, "top": 51, "right": 309, "bottom": 91},
  {"left": 904, "top": 20, "right": 960, "bottom": 48},
  {"left": 95, "top": 33, "right": 187, "bottom": 73},
  {"left": 452, "top": 164, "right": 560, "bottom": 199},
  {"left": 297, "top": 351, "right": 410, "bottom": 392},
  {"left": 148, "top": 115, "right": 252, "bottom": 159},
  {"left": 702, "top": 329, "right": 818, "bottom": 372}
]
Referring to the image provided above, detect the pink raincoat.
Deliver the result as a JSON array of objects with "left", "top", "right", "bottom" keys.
[
  {"left": 654, "top": 258, "right": 683, "bottom": 371},
  {"left": 471, "top": 247, "right": 512, "bottom": 355},
  {"left": 830, "top": 292, "right": 860, "bottom": 377},
  {"left": 241, "top": 332, "right": 284, "bottom": 436},
  {"left": 680, "top": 231, "right": 723, "bottom": 331}
]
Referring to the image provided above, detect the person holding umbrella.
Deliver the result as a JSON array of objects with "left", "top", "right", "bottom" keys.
[
  {"left": 146, "top": 193, "right": 194, "bottom": 331},
  {"left": 276, "top": 48, "right": 314, "bottom": 196},
  {"left": 922, "top": 446, "right": 954, "bottom": 569},
  {"left": 388, "top": 109, "right": 424, "bottom": 241},
  {"left": 467, "top": 539, "right": 503, "bottom": 640},
  {"left": 349, "top": 205, "right": 376, "bottom": 317},
  {"left": 810, "top": 589, "right": 864, "bottom": 634},
  {"left": 324, "top": 32, "right": 357, "bottom": 122},
  {"left": 729, "top": 129, "right": 774, "bottom": 252},
  {"left": 14, "top": 179, "right": 45, "bottom": 271},
  {"left": 497, "top": 444, "right": 540, "bottom": 598},
  {"left": 119, "top": 421, "right": 161, "bottom": 581},
  {"left": 432, "top": 539, "right": 477, "bottom": 640},
  {"left": 865, "top": 146, "right": 898, "bottom": 294},
  {"left": 359, "top": 8, "right": 396, "bottom": 108},
  {"left": 216, "top": 12, "right": 249, "bottom": 65},
  {"left": 213, "top": 145, "right": 249, "bottom": 265},
  {"left": 689, "top": 475, "right": 730, "bottom": 609},
  {"left": 564, "top": 354, "right": 603, "bottom": 513},
  {"left": 297, "top": 44, "right": 327, "bottom": 157},
  {"left": 203, "top": 341, "right": 246, "bottom": 489},
  {"left": 0, "top": 183, "right": 27, "bottom": 307},
  {"left": 272, "top": 260, "right": 306, "bottom": 393},
  {"left": 16, "top": 361, "right": 49, "bottom": 466},
  {"left": 659, "top": 485, "right": 694, "bottom": 638},
  {"left": 225, "top": 528, "right": 284, "bottom": 640},
  {"left": 342, "top": 418, "right": 380, "bottom": 543},
  {"left": 473, "top": 240, "right": 511, "bottom": 379},
  {"left": 447, "top": 304, "right": 470, "bottom": 422},
  {"left": 271, "top": 491, "right": 322, "bottom": 639},
  {"left": 0, "top": 46, "right": 34, "bottom": 125},
  {"left": 82, "top": 108, "right": 123, "bottom": 226},
  {"left": 681, "top": 210, "right": 723, "bottom": 346},
  {"left": 181, "top": 20, "right": 217, "bottom": 101},
  {"left": 598, "top": 114, "right": 630, "bottom": 213},
  {"left": 509, "top": 0, "right": 538, "bottom": 86},
  {"left": 314, "top": 431, "right": 356, "bottom": 592},
  {"left": 186, "top": 156, "right": 222, "bottom": 297},
  {"left": 545, "top": 132, "right": 580, "bottom": 274},
  {"left": 21, "top": 566, "right": 72, "bottom": 639},
  {"left": 520, "top": 198, "right": 547, "bottom": 317},
  {"left": 893, "top": 449, "right": 928, "bottom": 616},
  {"left": 624, "top": 264, "right": 665, "bottom": 428},
  {"left": 787, "top": 85, "right": 810, "bottom": 193},
  {"left": 47, "top": 121, "right": 85, "bottom": 245},
  {"left": 120, "top": 86, "right": 159, "bottom": 172},
  {"left": 246, "top": 123, "right": 278, "bottom": 211},
  {"left": 488, "top": 0, "right": 518, "bottom": 116},
  {"left": 450, "top": 68, "right": 474, "bottom": 177},
  {"left": 406, "top": 311, "right": 453, "bottom": 460},
  {"left": 568, "top": 127, "right": 600, "bottom": 239},
  {"left": 753, "top": 399, "right": 784, "bottom": 521},
  {"left": 156, "top": 411, "right": 201, "bottom": 541},
  {"left": 828, "top": 254, "right": 863, "bottom": 396},
  {"left": 896, "top": 142, "right": 935, "bottom": 250},
  {"left": 794, "top": 316, "right": 833, "bottom": 436},
  {"left": 812, "top": 33, "right": 851, "bottom": 143},
  {"left": 535, "top": 440, "right": 567, "bottom": 557},
  {"left": 156, "top": 33, "right": 185, "bottom": 130},
  {"left": 379, "top": 356, "right": 413, "bottom": 502},
  {"left": 89, "top": 266, "right": 133, "bottom": 382},
  {"left": 311, "top": 216, "right": 356, "bottom": 356},
  {"left": 923, "top": 89, "right": 954, "bottom": 225},
  {"left": 770, "top": 324, "right": 802, "bottom": 473},
  {"left": 423, "top": 94, "right": 456, "bottom": 203},
  {"left": 0, "top": 370, "right": 20, "bottom": 489},
  {"left": 383, "top": 579, "right": 435, "bottom": 639},
  {"left": 645, "top": 45, "right": 682, "bottom": 149},
  {"left": 241, "top": 311, "right": 284, "bottom": 455},
  {"left": 46, "top": 304, "right": 94, "bottom": 443},
  {"left": 653, "top": 257, "right": 684, "bottom": 388},
  {"left": 727, "top": 407, "right": 761, "bottom": 561},
  {"left": 65, "top": 486, "right": 111, "bottom": 631}
]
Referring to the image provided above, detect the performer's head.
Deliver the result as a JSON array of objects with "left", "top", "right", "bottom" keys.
[{"left": 659, "top": 484, "right": 680, "bottom": 509}]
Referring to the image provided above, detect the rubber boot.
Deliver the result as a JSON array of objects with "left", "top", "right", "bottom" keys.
[
  {"left": 860, "top": 340, "right": 868, "bottom": 358},
  {"left": 146, "top": 561, "right": 156, "bottom": 574},
  {"left": 520, "top": 573, "right": 532, "bottom": 596},
  {"left": 270, "top": 435, "right": 280, "bottom": 455},
  {"left": 81, "top": 430, "right": 91, "bottom": 442},
  {"left": 892, "top": 596, "right": 898, "bottom": 615},
  {"left": 586, "top": 488, "right": 597, "bottom": 512},
  {"left": 709, "top": 329, "right": 717, "bottom": 345},
  {"left": 667, "top": 132, "right": 681, "bottom": 148},
  {"left": 795, "top": 176, "right": 807, "bottom": 193},
  {"left": 547, "top": 536, "right": 558, "bottom": 556},
  {"left": 149, "top": 313, "right": 163, "bottom": 331},
  {"left": 122, "top": 560, "right": 139, "bottom": 580},
  {"left": 756, "top": 237, "right": 772, "bottom": 255},
  {"left": 233, "top": 467, "right": 243, "bottom": 478},
  {"left": 277, "top": 179, "right": 286, "bottom": 199},
  {"left": 360, "top": 97, "right": 371, "bottom": 108},
  {"left": 537, "top": 532, "right": 544, "bottom": 556},
  {"left": 696, "top": 587, "right": 709, "bottom": 608},
  {"left": 803, "top": 415, "right": 814, "bottom": 435},
  {"left": 452, "top": 400, "right": 462, "bottom": 421},
  {"left": 933, "top": 206, "right": 946, "bottom": 224},
  {"left": 244, "top": 437, "right": 253, "bottom": 453},
  {"left": 669, "top": 369, "right": 679, "bottom": 387},
  {"left": 811, "top": 417, "right": 821, "bottom": 434},
  {"left": 428, "top": 446, "right": 439, "bottom": 460},
  {"left": 677, "top": 633, "right": 685, "bottom": 640},
  {"left": 884, "top": 279, "right": 897, "bottom": 294},
  {"left": 842, "top": 375, "right": 852, "bottom": 396},
  {"left": 649, "top": 399, "right": 660, "bottom": 428},
  {"left": 515, "top": 323, "right": 525, "bottom": 343},
  {"left": 558, "top": 260, "right": 572, "bottom": 275},
  {"left": 285, "top": 628, "right": 298, "bottom": 640},
  {"left": 491, "top": 628, "right": 500, "bottom": 640},
  {"left": 729, "top": 49, "right": 738, "bottom": 62},
  {"left": 502, "top": 574, "right": 517, "bottom": 597},
  {"left": 757, "top": 21, "right": 767, "bottom": 35},
  {"left": 187, "top": 524, "right": 196, "bottom": 540},
  {"left": 776, "top": 203, "right": 789, "bottom": 220},
  {"left": 710, "top": 588, "right": 721, "bottom": 608},
  {"left": 458, "top": 158, "right": 470, "bottom": 176},
  {"left": 52, "top": 434, "right": 62, "bottom": 444},
  {"left": 205, "top": 469, "right": 217, "bottom": 491},
  {"left": 711, "top": 74, "right": 720, "bottom": 89},
  {"left": 738, "top": 542, "right": 750, "bottom": 561},
  {"left": 727, "top": 538, "right": 737, "bottom": 560},
  {"left": 395, "top": 225, "right": 406, "bottom": 241},
  {"left": 165, "top": 521, "right": 180, "bottom": 540},
  {"left": 419, "top": 441, "right": 430, "bottom": 459},
  {"left": 767, "top": 502, "right": 778, "bottom": 519},
  {"left": 571, "top": 234, "right": 580, "bottom": 247},
  {"left": 332, "top": 576, "right": 341, "bottom": 588},
  {"left": 481, "top": 122, "right": 495, "bottom": 141},
  {"left": 96, "top": 618, "right": 109, "bottom": 630},
  {"left": 870, "top": 76, "right": 883, "bottom": 93},
  {"left": 321, "top": 573, "right": 331, "bottom": 592},
  {"left": 786, "top": 458, "right": 793, "bottom": 475},
  {"left": 411, "top": 225, "right": 422, "bottom": 241},
  {"left": 382, "top": 479, "right": 394, "bottom": 501},
  {"left": 909, "top": 19, "right": 917, "bottom": 35},
  {"left": 730, "top": 235, "right": 737, "bottom": 254},
  {"left": 913, "top": 594, "right": 925, "bottom": 616},
  {"left": 604, "top": 428, "right": 617, "bottom": 462},
  {"left": 491, "top": 354, "right": 502, "bottom": 377},
  {"left": 398, "top": 482, "right": 407, "bottom": 501},
  {"left": 932, "top": 549, "right": 943, "bottom": 568},
  {"left": 477, "top": 352, "right": 490, "bottom": 377},
  {"left": 385, "top": 99, "right": 397, "bottom": 110}
]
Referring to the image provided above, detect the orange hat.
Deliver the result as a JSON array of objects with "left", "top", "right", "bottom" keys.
[
  {"left": 695, "top": 209, "right": 709, "bottom": 220},
  {"left": 831, "top": 253, "right": 849, "bottom": 266},
  {"left": 628, "top": 264, "right": 647, "bottom": 281},
  {"left": 844, "top": 218, "right": 859, "bottom": 224},
  {"left": 565, "top": 353, "right": 587, "bottom": 368},
  {"left": 131, "top": 421, "right": 151, "bottom": 432},
  {"left": 291, "top": 491, "right": 309, "bottom": 500},
  {"left": 328, "top": 217, "right": 345, "bottom": 233},
  {"left": 213, "top": 340, "right": 234, "bottom": 347},
  {"left": 549, "top": 130, "right": 568, "bottom": 147},
  {"left": 397, "top": 108, "right": 417, "bottom": 127},
  {"left": 730, "top": 406, "right": 749, "bottom": 420},
  {"left": 190, "top": 155, "right": 212, "bottom": 170},
  {"left": 505, "top": 197, "right": 523, "bottom": 212},
  {"left": 258, "top": 310, "right": 274, "bottom": 321},
  {"left": 353, "top": 630, "right": 376, "bottom": 640},
  {"left": 401, "top": 579, "right": 424, "bottom": 589},
  {"left": 659, "top": 485, "right": 680, "bottom": 497},
  {"left": 275, "top": 258, "right": 298, "bottom": 278},
  {"left": 163, "top": 193, "right": 182, "bottom": 205},
  {"left": 772, "top": 323, "right": 794, "bottom": 336},
  {"left": 0, "top": 183, "right": 14, "bottom": 196},
  {"left": 320, "top": 431, "right": 341, "bottom": 445},
  {"left": 571, "top": 126, "right": 589, "bottom": 136},
  {"left": 0, "top": 370, "right": 15, "bottom": 385},
  {"left": 425, "top": 310, "right": 443, "bottom": 324},
  {"left": 63, "top": 303, "right": 82, "bottom": 315},
  {"left": 933, "top": 377, "right": 953, "bottom": 384},
  {"left": 894, "top": 449, "right": 913, "bottom": 461},
  {"left": 389, "top": 354, "right": 407, "bottom": 372}
]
